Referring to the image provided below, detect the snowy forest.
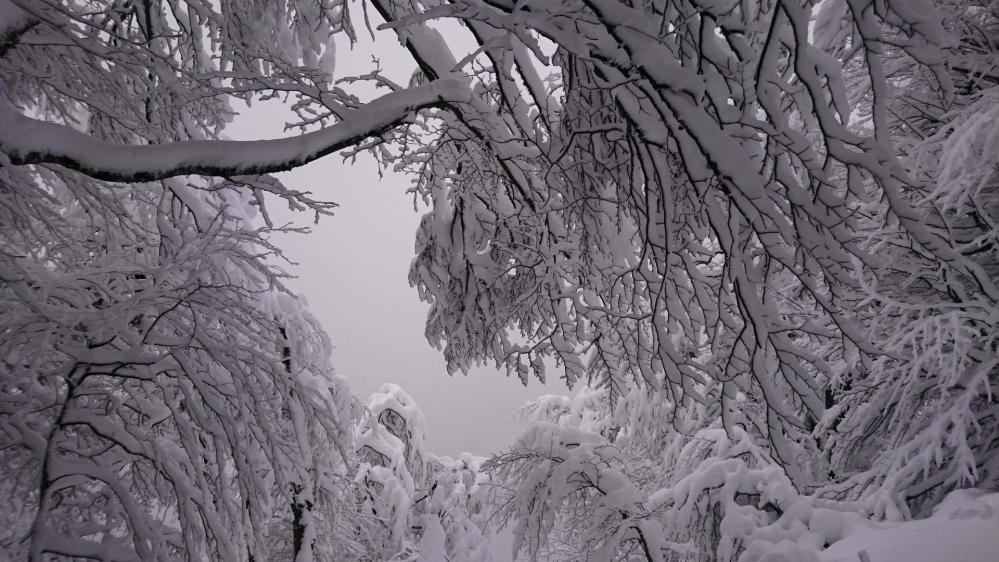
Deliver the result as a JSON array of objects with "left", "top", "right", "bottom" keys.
[{"left": 1, "top": 0, "right": 997, "bottom": 560}]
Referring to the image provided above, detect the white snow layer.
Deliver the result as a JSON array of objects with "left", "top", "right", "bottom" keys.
[{"left": 816, "top": 489, "right": 999, "bottom": 562}]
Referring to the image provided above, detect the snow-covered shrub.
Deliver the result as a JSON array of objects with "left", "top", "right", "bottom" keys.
[
  {"left": 490, "top": 385, "right": 997, "bottom": 561},
  {"left": 353, "top": 384, "right": 492, "bottom": 561}
]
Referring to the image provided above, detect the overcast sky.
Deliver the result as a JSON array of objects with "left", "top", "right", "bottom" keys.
[{"left": 225, "top": 13, "right": 567, "bottom": 460}]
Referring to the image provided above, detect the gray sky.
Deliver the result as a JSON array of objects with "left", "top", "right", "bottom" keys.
[{"left": 225, "top": 14, "right": 567, "bottom": 460}]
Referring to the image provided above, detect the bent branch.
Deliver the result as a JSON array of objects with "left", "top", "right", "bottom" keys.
[
  {"left": 0, "top": 0, "right": 37, "bottom": 58},
  {"left": 0, "top": 78, "right": 468, "bottom": 182}
]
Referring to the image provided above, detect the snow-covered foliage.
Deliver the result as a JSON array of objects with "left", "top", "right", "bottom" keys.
[
  {"left": 0, "top": 162, "right": 361, "bottom": 559},
  {"left": 489, "top": 385, "right": 998, "bottom": 561},
  {"left": 353, "top": 384, "right": 492, "bottom": 561},
  {"left": 2, "top": 0, "right": 997, "bottom": 560},
  {"left": 0, "top": 1, "right": 370, "bottom": 559},
  {"left": 388, "top": 0, "right": 998, "bottom": 540},
  {"left": 393, "top": 1, "right": 999, "bottom": 527},
  {"left": 0, "top": 1, "right": 493, "bottom": 558}
]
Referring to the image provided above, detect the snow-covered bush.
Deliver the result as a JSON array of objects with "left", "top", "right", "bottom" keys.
[
  {"left": 490, "top": 385, "right": 998, "bottom": 561},
  {"left": 353, "top": 384, "right": 492, "bottom": 561}
]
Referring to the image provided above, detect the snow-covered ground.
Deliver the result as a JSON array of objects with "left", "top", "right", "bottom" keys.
[{"left": 818, "top": 490, "right": 999, "bottom": 562}]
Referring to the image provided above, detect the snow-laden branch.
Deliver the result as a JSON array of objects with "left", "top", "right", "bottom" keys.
[
  {"left": 0, "top": 0, "right": 36, "bottom": 57},
  {"left": 0, "top": 78, "right": 468, "bottom": 182}
]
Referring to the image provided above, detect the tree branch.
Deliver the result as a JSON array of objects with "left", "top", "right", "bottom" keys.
[
  {"left": 0, "top": 78, "right": 468, "bottom": 182},
  {"left": 0, "top": 0, "right": 38, "bottom": 58}
]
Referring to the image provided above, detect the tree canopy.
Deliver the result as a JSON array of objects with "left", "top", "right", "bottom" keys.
[{"left": 1, "top": 0, "right": 996, "bottom": 560}]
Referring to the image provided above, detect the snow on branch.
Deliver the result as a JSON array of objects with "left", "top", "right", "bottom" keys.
[{"left": 0, "top": 79, "right": 468, "bottom": 182}]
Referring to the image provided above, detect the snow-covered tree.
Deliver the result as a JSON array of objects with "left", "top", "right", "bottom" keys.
[
  {"left": 0, "top": 164, "right": 362, "bottom": 559},
  {"left": 0, "top": 1, "right": 358, "bottom": 559},
  {"left": 2, "top": 0, "right": 997, "bottom": 559}
]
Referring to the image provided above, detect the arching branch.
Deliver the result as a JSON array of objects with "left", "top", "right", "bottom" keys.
[{"left": 0, "top": 78, "right": 469, "bottom": 182}]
